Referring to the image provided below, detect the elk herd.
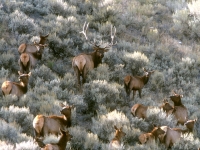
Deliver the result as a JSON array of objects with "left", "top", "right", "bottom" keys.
[{"left": 0, "top": 23, "right": 198, "bottom": 150}]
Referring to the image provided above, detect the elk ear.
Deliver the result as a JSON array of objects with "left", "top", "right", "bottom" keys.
[
  {"left": 114, "top": 125, "right": 118, "bottom": 130},
  {"left": 18, "top": 71, "right": 22, "bottom": 75},
  {"left": 153, "top": 124, "right": 157, "bottom": 128},
  {"left": 28, "top": 72, "right": 31, "bottom": 76},
  {"left": 143, "top": 68, "right": 147, "bottom": 72},
  {"left": 70, "top": 105, "right": 75, "bottom": 109},
  {"left": 59, "top": 102, "right": 65, "bottom": 107},
  {"left": 180, "top": 95, "right": 183, "bottom": 98}
]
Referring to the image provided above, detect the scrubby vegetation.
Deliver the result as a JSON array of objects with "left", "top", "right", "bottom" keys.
[{"left": 0, "top": 0, "right": 200, "bottom": 149}]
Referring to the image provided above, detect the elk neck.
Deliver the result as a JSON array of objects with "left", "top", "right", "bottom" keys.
[
  {"left": 91, "top": 51, "right": 102, "bottom": 68},
  {"left": 141, "top": 75, "right": 149, "bottom": 85},
  {"left": 57, "top": 133, "right": 68, "bottom": 148},
  {"left": 63, "top": 115, "right": 72, "bottom": 127}
]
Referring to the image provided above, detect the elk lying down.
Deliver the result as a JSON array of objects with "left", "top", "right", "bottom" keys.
[
  {"left": 33, "top": 103, "right": 74, "bottom": 138},
  {"left": 160, "top": 98, "right": 188, "bottom": 125},
  {"left": 131, "top": 103, "right": 148, "bottom": 119},
  {"left": 1, "top": 71, "right": 31, "bottom": 97},
  {"left": 109, "top": 126, "right": 126, "bottom": 150},
  {"left": 169, "top": 91, "right": 188, "bottom": 125},
  {"left": 72, "top": 22, "right": 116, "bottom": 88},
  {"left": 139, "top": 125, "right": 165, "bottom": 144},
  {"left": 124, "top": 68, "right": 154, "bottom": 99},
  {"left": 35, "top": 128, "right": 72, "bottom": 150},
  {"left": 18, "top": 34, "right": 48, "bottom": 59}
]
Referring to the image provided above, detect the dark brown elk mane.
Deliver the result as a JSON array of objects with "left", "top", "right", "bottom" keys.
[
  {"left": 33, "top": 103, "right": 74, "bottom": 139},
  {"left": 72, "top": 22, "right": 116, "bottom": 89},
  {"left": 124, "top": 68, "right": 155, "bottom": 99},
  {"left": 1, "top": 71, "right": 31, "bottom": 97}
]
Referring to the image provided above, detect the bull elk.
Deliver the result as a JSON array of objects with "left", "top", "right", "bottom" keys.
[
  {"left": 35, "top": 128, "right": 72, "bottom": 150},
  {"left": 18, "top": 34, "right": 48, "bottom": 60},
  {"left": 33, "top": 103, "right": 74, "bottom": 138},
  {"left": 72, "top": 22, "right": 116, "bottom": 88},
  {"left": 139, "top": 125, "right": 165, "bottom": 144},
  {"left": 109, "top": 126, "right": 126, "bottom": 150},
  {"left": 1, "top": 71, "right": 31, "bottom": 97},
  {"left": 131, "top": 103, "right": 148, "bottom": 119},
  {"left": 124, "top": 68, "right": 155, "bottom": 99},
  {"left": 169, "top": 91, "right": 188, "bottom": 125}
]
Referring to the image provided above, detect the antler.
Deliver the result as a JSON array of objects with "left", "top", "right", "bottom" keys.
[
  {"left": 80, "top": 22, "right": 89, "bottom": 40},
  {"left": 104, "top": 25, "right": 117, "bottom": 49}
]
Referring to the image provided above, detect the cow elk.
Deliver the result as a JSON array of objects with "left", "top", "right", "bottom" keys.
[
  {"left": 169, "top": 91, "right": 188, "bottom": 125},
  {"left": 33, "top": 103, "right": 74, "bottom": 138},
  {"left": 1, "top": 71, "right": 31, "bottom": 97},
  {"left": 35, "top": 128, "right": 72, "bottom": 150},
  {"left": 131, "top": 103, "right": 148, "bottom": 119},
  {"left": 139, "top": 125, "right": 165, "bottom": 144},
  {"left": 72, "top": 22, "right": 116, "bottom": 88},
  {"left": 159, "top": 126, "right": 188, "bottom": 149},
  {"left": 160, "top": 99, "right": 174, "bottom": 117},
  {"left": 184, "top": 119, "right": 197, "bottom": 133},
  {"left": 124, "top": 68, "right": 155, "bottom": 100},
  {"left": 18, "top": 52, "right": 40, "bottom": 73},
  {"left": 18, "top": 34, "right": 48, "bottom": 59},
  {"left": 109, "top": 126, "right": 126, "bottom": 150}
]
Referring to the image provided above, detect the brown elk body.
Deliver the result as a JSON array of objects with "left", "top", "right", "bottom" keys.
[
  {"left": 18, "top": 34, "right": 48, "bottom": 59},
  {"left": 124, "top": 68, "right": 154, "bottom": 99},
  {"left": 18, "top": 52, "right": 39, "bottom": 73},
  {"left": 73, "top": 22, "right": 116, "bottom": 88},
  {"left": 33, "top": 103, "right": 74, "bottom": 138},
  {"left": 131, "top": 103, "right": 148, "bottom": 119},
  {"left": 139, "top": 125, "right": 165, "bottom": 144},
  {"left": 109, "top": 126, "right": 126, "bottom": 150},
  {"left": 160, "top": 99, "right": 174, "bottom": 117},
  {"left": 35, "top": 129, "right": 72, "bottom": 150},
  {"left": 159, "top": 126, "right": 187, "bottom": 149},
  {"left": 169, "top": 92, "right": 188, "bottom": 125},
  {"left": 1, "top": 71, "right": 31, "bottom": 97}
]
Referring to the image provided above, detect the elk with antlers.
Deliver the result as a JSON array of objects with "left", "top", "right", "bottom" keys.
[
  {"left": 72, "top": 22, "right": 116, "bottom": 88},
  {"left": 124, "top": 68, "right": 155, "bottom": 99},
  {"left": 1, "top": 71, "right": 31, "bottom": 97},
  {"left": 18, "top": 34, "right": 49, "bottom": 60}
]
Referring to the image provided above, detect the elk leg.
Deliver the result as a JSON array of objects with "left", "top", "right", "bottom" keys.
[
  {"left": 133, "top": 90, "right": 136, "bottom": 99},
  {"left": 74, "top": 66, "right": 81, "bottom": 87},
  {"left": 139, "top": 89, "right": 142, "bottom": 98}
]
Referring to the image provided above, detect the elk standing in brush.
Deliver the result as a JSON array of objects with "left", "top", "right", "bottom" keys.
[
  {"left": 72, "top": 22, "right": 116, "bottom": 89},
  {"left": 124, "top": 68, "right": 154, "bottom": 100},
  {"left": 33, "top": 103, "right": 74, "bottom": 139},
  {"left": 131, "top": 103, "right": 148, "bottom": 119},
  {"left": 1, "top": 71, "right": 31, "bottom": 97},
  {"left": 18, "top": 34, "right": 48, "bottom": 59}
]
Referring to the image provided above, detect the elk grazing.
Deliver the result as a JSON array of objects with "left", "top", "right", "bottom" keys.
[
  {"left": 139, "top": 125, "right": 165, "bottom": 144},
  {"left": 1, "top": 71, "right": 31, "bottom": 97},
  {"left": 109, "top": 126, "right": 126, "bottom": 150},
  {"left": 18, "top": 34, "right": 48, "bottom": 59},
  {"left": 33, "top": 103, "right": 74, "bottom": 139},
  {"left": 124, "top": 68, "right": 155, "bottom": 99},
  {"left": 131, "top": 103, "right": 148, "bottom": 119},
  {"left": 159, "top": 126, "right": 188, "bottom": 149},
  {"left": 35, "top": 128, "right": 72, "bottom": 150},
  {"left": 72, "top": 22, "right": 116, "bottom": 88},
  {"left": 169, "top": 91, "right": 188, "bottom": 125}
]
